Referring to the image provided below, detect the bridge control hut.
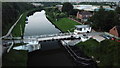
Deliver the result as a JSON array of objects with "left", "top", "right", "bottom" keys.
[{"left": 74, "top": 25, "right": 91, "bottom": 34}]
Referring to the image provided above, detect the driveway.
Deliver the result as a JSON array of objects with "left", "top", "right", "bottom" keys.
[{"left": 92, "top": 35, "right": 105, "bottom": 42}]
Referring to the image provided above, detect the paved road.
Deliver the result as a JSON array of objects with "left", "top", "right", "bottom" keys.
[{"left": 0, "top": 14, "right": 23, "bottom": 39}]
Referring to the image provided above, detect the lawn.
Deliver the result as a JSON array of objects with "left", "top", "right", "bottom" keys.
[{"left": 52, "top": 18, "right": 81, "bottom": 32}]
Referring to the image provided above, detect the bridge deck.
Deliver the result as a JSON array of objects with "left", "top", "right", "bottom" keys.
[{"left": 3, "top": 32, "right": 104, "bottom": 42}]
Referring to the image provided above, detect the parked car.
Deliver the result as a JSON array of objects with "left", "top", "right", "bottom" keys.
[
  {"left": 111, "top": 37, "right": 116, "bottom": 40},
  {"left": 101, "top": 34, "right": 112, "bottom": 39}
]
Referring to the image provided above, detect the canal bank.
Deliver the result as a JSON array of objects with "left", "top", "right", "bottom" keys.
[{"left": 46, "top": 15, "right": 81, "bottom": 33}]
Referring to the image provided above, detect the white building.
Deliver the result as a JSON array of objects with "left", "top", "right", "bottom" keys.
[
  {"left": 74, "top": 25, "right": 91, "bottom": 34},
  {"left": 118, "top": 1, "right": 120, "bottom": 7},
  {"left": 74, "top": 5, "right": 98, "bottom": 11}
]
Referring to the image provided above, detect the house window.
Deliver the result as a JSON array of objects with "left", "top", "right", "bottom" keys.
[
  {"left": 79, "top": 28, "right": 82, "bottom": 31},
  {"left": 114, "top": 28, "right": 115, "bottom": 30},
  {"left": 77, "top": 28, "right": 82, "bottom": 31}
]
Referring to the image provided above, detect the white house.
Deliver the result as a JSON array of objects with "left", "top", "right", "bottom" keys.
[{"left": 74, "top": 25, "right": 91, "bottom": 34}]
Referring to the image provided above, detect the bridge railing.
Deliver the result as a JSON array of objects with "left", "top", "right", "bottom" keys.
[
  {"left": 4, "top": 32, "right": 76, "bottom": 40},
  {"left": 24, "top": 32, "right": 75, "bottom": 39}
]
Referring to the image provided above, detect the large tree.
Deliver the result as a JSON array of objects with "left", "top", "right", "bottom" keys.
[
  {"left": 89, "top": 6, "right": 106, "bottom": 31},
  {"left": 62, "top": 2, "right": 73, "bottom": 15},
  {"left": 88, "top": 6, "right": 120, "bottom": 31}
]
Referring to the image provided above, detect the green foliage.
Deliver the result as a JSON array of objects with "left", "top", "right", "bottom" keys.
[
  {"left": 46, "top": 7, "right": 67, "bottom": 22},
  {"left": 62, "top": 2, "right": 73, "bottom": 15},
  {"left": 77, "top": 39, "right": 99, "bottom": 56},
  {"left": 115, "top": 7, "right": 120, "bottom": 14},
  {"left": 45, "top": 7, "right": 80, "bottom": 32},
  {"left": 2, "top": 2, "right": 35, "bottom": 36},
  {"left": 12, "top": 12, "right": 28, "bottom": 37},
  {"left": 77, "top": 39, "right": 120, "bottom": 67},
  {"left": 69, "top": 9, "right": 79, "bottom": 16},
  {"left": 88, "top": 6, "right": 120, "bottom": 31},
  {"left": 40, "top": 2, "right": 61, "bottom": 7}
]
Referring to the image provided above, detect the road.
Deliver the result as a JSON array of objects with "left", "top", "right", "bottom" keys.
[{"left": 0, "top": 14, "right": 23, "bottom": 39}]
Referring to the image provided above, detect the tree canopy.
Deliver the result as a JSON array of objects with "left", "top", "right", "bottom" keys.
[
  {"left": 2, "top": 2, "right": 35, "bottom": 35},
  {"left": 115, "top": 6, "right": 120, "bottom": 14},
  {"left": 77, "top": 39, "right": 120, "bottom": 67},
  {"left": 62, "top": 2, "right": 73, "bottom": 15},
  {"left": 88, "top": 6, "right": 120, "bottom": 32}
]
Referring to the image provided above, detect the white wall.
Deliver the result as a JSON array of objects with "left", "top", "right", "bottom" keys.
[{"left": 74, "top": 27, "right": 91, "bottom": 33}]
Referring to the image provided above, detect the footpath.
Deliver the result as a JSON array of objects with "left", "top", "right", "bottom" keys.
[
  {"left": 1, "top": 14, "right": 23, "bottom": 39},
  {"left": 68, "top": 17, "right": 82, "bottom": 24}
]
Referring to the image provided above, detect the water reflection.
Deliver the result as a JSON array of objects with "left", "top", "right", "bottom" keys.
[{"left": 24, "top": 10, "right": 60, "bottom": 36}]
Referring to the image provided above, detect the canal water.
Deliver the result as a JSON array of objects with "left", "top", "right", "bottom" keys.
[
  {"left": 24, "top": 10, "right": 60, "bottom": 36},
  {"left": 24, "top": 10, "right": 75, "bottom": 66}
]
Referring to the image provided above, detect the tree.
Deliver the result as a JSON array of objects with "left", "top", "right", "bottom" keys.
[
  {"left": 105, "top": 11, "right": 120, "bottom": 31},
  {"left": 88, "top": 6, "right": 120, "bottom": 31},
  {"left": 69, "top": 9, "right": 79, "bottom": 16},
  {"left": 89, "top": 6, "right": 106, "bottom": 31},
  {"left": 62, "top": 2, "right": 73, "bottom": 15},
  {"left": 115, "top": 6, "right": 120, "bottom": 14}
]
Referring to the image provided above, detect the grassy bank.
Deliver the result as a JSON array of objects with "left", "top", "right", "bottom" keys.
[
  {"left": 47, "top": 16, "right": 81, "bottom": 32},
  {"left": 45, "top": 7, "right": 81, "bottom": 33},
  {"left": 11, "top": 12, "right": 28, "bottom": 37},
  {"left": 76, "top": 39, "right": 99, "bottom": 56},
  {"left": 53, "top": 18, "right": 81, "bottom": 32},
  {"left": 2, "top": 43, "right": 28, "bottom": 67},
  {"left": 77, "top": 39, "right": 120, "bottom": 67}
]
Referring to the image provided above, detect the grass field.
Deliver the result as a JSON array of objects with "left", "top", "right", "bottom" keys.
[{"left": 52, "top": 18, "right": 81, "bottom": 32}]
